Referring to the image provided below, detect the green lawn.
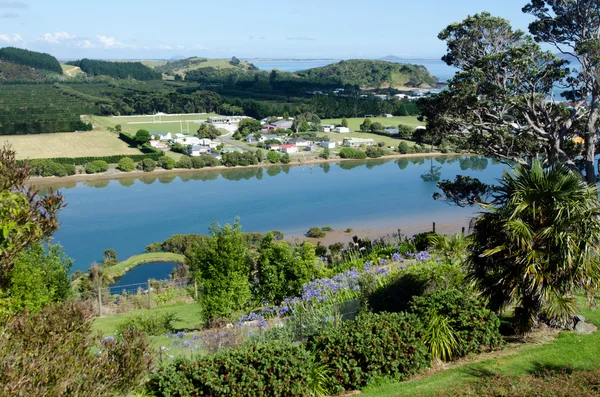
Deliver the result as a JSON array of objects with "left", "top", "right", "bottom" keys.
[
  {"left": 104, "top": 252, "right": 186, "bottom": 279},
  {"left": 362, "top": 303, "right": 600, "bottom": 397},
  {"left": 322, "top": 116, "right": 424, "bottom": 131},
  {"left": 318, "top": 131, "right": 415, "bottom": 149},
  {"left": 90, "top": 114, "right": 219, "bottom": 135}
]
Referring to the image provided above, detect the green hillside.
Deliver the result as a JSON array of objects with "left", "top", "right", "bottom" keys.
[
  {"left": 0, "top": 47, "right": 62, "bottom": 74},
  {"left": 0, "top": 60, "right": 49, "bottom": 81},
  {"left": 296, "top": 59, "right": 439, "bottom": 89},
  {"left": 155, "top": 56, "right": 258, "bottom": 76}
]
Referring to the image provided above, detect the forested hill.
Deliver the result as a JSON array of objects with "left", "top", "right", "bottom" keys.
[
  {"left": 0, "top": 47, "right": 62, "bottom": 74},
  {"left": 296, "top": 59, "right": 439, "bottom": 89},
  {"left": 155, "top": 56, "right": 258, "bottom": 76},
  {"left": 0, "top": 60, "right": 48, "bottom": 81},
  {"left": 67, "top": 59, "right": 161, "bottom": 80}
]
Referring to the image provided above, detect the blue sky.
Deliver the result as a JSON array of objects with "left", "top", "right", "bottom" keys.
[{"left": 0, "top": 0, "right": 536, "bottom": 60}]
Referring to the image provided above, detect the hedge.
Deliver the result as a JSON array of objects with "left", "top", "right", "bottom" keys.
[
  {"left": 307, "top": 312, "right": 430, "bottom": 392},
  {"left": 147, "top": 343, "right": 313, "bottom": 397}
]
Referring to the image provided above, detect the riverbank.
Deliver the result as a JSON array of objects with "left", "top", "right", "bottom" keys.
[
  {"left": 26, "top": 152, "right": 458, "bottom": 185},
  {"left": 104, "top": 252, "right": 186, "bottom": 280}
]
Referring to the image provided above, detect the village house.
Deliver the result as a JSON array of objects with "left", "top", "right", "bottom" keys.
[
  {"left": 266, "top": 119, "right": 294, "bottom": 131},
  {"left": 245, "top": 134, "right": 284, "bottom": 144},
  {"left": 343, "top": 138, "right": 376, "bottom": 148},
  {"left": 149, "top": 140, "right": 168, "bottom": 150},
  {"left": 321, "top": 124, "right": 336, "bottom": 132},
  {"left": 287, "top": 137, "right": 311, "bottom": 147},
  {"left": 381, "top": 114, "right": 393, "bottom": 118},
  {"left": 280, "top": 144, "right": 298, "bottom": 154},
  {"left": 174, "top": 135, "right": 201, "bottom": 146},
  {"left": 152, "top": 132, "right": 172, "bottom": 141},
  {"left": 207, "top": 115, "right": 246, "bottom": 124},
  {"left": 335, "top": 126, "right": 351, "bottom": 133},
  {"left": 269, "top": 143, "right": 281, "bottom": 151},
  {"left": 394, "top": 94, "right": 407, "bottom": 100},
  {"left": 187, "top": 145, "right": 211, "bottom": 156},
  {"left": 319, "top": 141, "right": 336, "bottom": 149}
]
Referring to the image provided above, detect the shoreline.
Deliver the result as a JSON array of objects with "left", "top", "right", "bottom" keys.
[{"left": 27, "top": 152, "right": 459, "bottom": 186}]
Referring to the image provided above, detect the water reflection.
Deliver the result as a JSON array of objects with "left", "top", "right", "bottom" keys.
[
  {"left": 119, "top": 177, "right": 136, "bottom": 187},
  {"left": 84, "top": 179, "right": 110, "bottom": 189},
  {"left": 158, "top": 174, "right": 177, "bottom": 184},
  {"left": 267, "top": 166, "right": 282, "bottom": 177},
  {"left": 420, "top": 158, "right": 442, "bottom": 182}
]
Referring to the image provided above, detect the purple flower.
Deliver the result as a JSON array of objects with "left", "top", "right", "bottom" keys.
[
  {"left": 392, "top": 252, "right": 403, "bottom": 262},
  {"left": 415, "top": 251, "right": 431, "bottom": 262},
  {"left": 379, "top": 258, "right": 388, "bottom": 265},
  {"left": 102, "top": 336, "right": 115, "bottom": 344},
  {"left": 175, "top": 331, "right": 186, "bottom": 338},
  {"left": 364, "top": 262, "right": 373, "bottom": 272}
]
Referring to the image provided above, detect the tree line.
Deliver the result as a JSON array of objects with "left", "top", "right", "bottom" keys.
[
  {"left": 0, "top": 47, "right": 62, "bottom": 74},
  {"left": 67, "top": 59, "right": 161, "bottom": 80}
]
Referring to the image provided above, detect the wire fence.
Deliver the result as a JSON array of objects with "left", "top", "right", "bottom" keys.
[
  {"left": 162, "top": 298, "right": 361, "bottom": 359},
  {"left": 90, "top": 277, "right": 196, "bottom": 317}
]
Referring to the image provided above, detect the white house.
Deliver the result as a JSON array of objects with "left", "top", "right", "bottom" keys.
[
  {"left": 320, "top": 141, "right": 336, "bottom": 149},
  {"left": 280, "top": 144, "right": 298, "bottom": 154},
  {"left": 321, "top": 124, "right": 336, "bottom": 133},
  {"left": 188, "top": 145, "right": 210, "bottom": 156},
  {"left": 394, "top": 94, "right": 407, "bottom": 99},
  {"left": 343, "top": 138, "right": 375, "bottom": 147},
  {"left": 335, "top": 127, "right": 351, "bottom": 133},
  {"left": 287, "top": 137, "right": 311, "bottom": 147},
  {"left": 381, "top": 114, "right": 393, "bottom": 118},
  {"left": 207, "top": 115, "right": 246, "bottom": 124},
  {"left": 174, "top": 136, "right": 201, "bottom": 146},
  {"left": 153, "top": 132, "right": 172, "bottom": 141},
  {"left": 149, "top": 140, "right": 168, "bottom": 150}
]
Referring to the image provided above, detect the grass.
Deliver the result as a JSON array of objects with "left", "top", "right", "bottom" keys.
[
  {"left": 362, "top": 303, "right": 600, "bottom": 397},
  {"left": 60, "top": 63, "right": 84, "bottom": 77},
  {"left": 104, "top": 252, "right": 186, "bottom": 279},
  {"left": 92, "top": 302, "right": 202, "bottom": 337},
  {"left": 318, "top": 131, "right": 415, "bottom": 149},
  {"left": 90, "top": 113, "right": 219, "bottom": 135},
  {"left": 322, "top": 116, "right": 424, "bottom": 131},
  {"left": 1, "top": 130, "right": 143, "bottom": 160}
]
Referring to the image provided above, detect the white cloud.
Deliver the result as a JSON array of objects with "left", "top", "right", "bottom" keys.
[
  {"left": 157, "top": 44, "right": 172, "bottom": 50},
  {"left": 37, "top": 31, "right": 75, "bottom": 44},
  {"left": 76, "top": 39, "right": 94, "bottom": 49},
  {"left": 96, "top": 35, "right": 131, "bottom": 49},
  {"left": 0, "top": 33, "right": 23, "bottom": 43}
]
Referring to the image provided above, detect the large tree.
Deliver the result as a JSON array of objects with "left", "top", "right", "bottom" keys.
[
  {"left": 468, "top": 160, "right": 600, "bottom": 334},
  {"left": 523, "top": 0, "right": 600, "bottom": 183},
  {"left": 0, "top": 146, "right": 64, "bottom": 288}
]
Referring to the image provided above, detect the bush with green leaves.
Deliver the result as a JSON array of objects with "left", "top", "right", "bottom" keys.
[
  {"left": 307, "top": 226, "right": 326, "bottom": 238},
  {"left": 0, "top": 301, "right": 153, "bottom": 396},
  {"left": 27, "top": 159, "right": 75, "bottom": 177},
  {"left": 85, "top": 159, "right": 109, "bottom": 174},
  {"left": 281, "top": 153, "right": 291, "bottom": 164},
  {"left": 307, "top": 311, "right": 430, "bottom": 392},
  {"left": 115, "top": 312, "right": 178, "bottom": 337},
  {"left": 175, "top": 155, "right": 193, "bottom": 169},
  {"left": 267, "top": 150, "right": 281, "bottom": 163},
  {"left": 410, "top": 289, "right": 503, "bottom": 359},
  {"left": 137, "top": 158, "right": 156, "bottom": 172},
  {"left": 117, "top": 157, "right": 135, "bottom": 172},
  {"left": 148, "top": 343, "right": 316, "bottom": 397},
  {"left": 158, "top": 156, "right": 175, "bottom": 170},
  {"left": 339, "top": 147, "right": 367, "bottom": 159},
  {"left": 63, "top": 163, "right": 76, "bottom": 175},
  {"left": 367, "top": 260, "right": 465, "bottom": 313},
  {"left": 398, "top": 141, "right": 410, "bottom": 154}
]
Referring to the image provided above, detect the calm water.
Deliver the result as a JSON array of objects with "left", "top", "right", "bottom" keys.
[
  {"left": 38, "top": 156, "right": 507, "bottom": 282},
  {"left": 109, "top": 262, "right": 180, "bottom": 290}
]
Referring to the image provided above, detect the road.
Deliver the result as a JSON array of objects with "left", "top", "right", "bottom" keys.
[{"left": 215, "top": 123, "right": 258, "bottom": 153}]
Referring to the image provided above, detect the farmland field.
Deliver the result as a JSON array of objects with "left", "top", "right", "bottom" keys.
[
  {"left": 90, "top": 113, "right": 219, "bottom": 135},
  {"left": 2, "top": 130, "right": 143, "bottom": 160},
  {"left": 318, "top": 131, "right": 415, "bottom": 148},
  {"left": 321, "top": 116, "right": 424, "bottom": 131}
]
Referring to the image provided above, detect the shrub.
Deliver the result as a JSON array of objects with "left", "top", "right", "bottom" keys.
[
  {"left": 281, "top": 153, "right": 291, "bottom": 164},
  {"left": 267, "top": 150, "right": 281, "bottom": 163},
  {"left": 147, "top": 343, "right": 314, "bottom": 397},
  {"left": 413, "top": 231, "right": 436, "bottom": 251},
  {"left": 339, "top": 147, "right": 367, "bottom": 159},
  {"left": 117, "top": 157, "right": 135, "bottom": 172},
  {"left": 410, "top": 289, "right": 503, "bottom": 358},
  {"left": 366, "top": 146, "right": 385, "bottom": 158},
  {"left": 0, "top": 301, "right": 153, "bottom": 396},
  {"left": 137, "top": 158, "right": 156, "bottom": 172},
  {"left": 63, "top": 163, "right": 76, "bottom": 175},
  {"left": 398, "top": 141, "right": 410, "bottom": 154},
  {"left": 176, "top": 155, "right": 193, "bottom": 169},
  {"left": 307, "top": 312, "right": 430, "bottom": 392},
  {"left": 158, "top": 156, "right": 175, "bottom": 170},
  {"left": 321, "top": 225, "right": 333, "bottom": 232},
  {"left": 115, "top": 312, "right": 178, "bottom": 336},
  {"left": 307, "top": 226, "right": 326, "bottom": 238},
  {"left": 367, "top": 260, "right": 465, "bottom": 313},
  {"left": 85, "top": 160, "right": 109, "bottom": 174},
  {"left": 191, "top": 156, "right": 204, "bottom": 169}
]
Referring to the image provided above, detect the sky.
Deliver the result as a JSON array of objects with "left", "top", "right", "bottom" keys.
[{"left": 0, "top": 0, "right": 537, "bottom": 60}]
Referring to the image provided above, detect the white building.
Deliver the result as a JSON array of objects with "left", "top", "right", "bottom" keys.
[
  {"left": 153, "top": 132, "right": 172, "bottom": 141},
  {"left": 188, "top": 145, "right": 211, "bottom": 156},
  {"left": 335, "top": 127, "right": 351, "bottom": 133},
  {"left": 382, "top": 114, "right": 393, "bottom": 118},
  {"left": 149, "top": 140, "right": 168, "bottom": 150},
  {"left": 343, "top": 138, "right": 375, "bottom": 147},
  {"left": 321, "top": 124, "right": 336, "bottom": 133},
  {"left": 207, "top": 115, "right": 247, "bottom": 124},
  {"left": 280, "top": 144, "right": 298, "bottom": 154},
  {"left": 394, "top": 94, "right": 407, "bottom": 100},
  {"left": 320, "top": 141, "right": 336, "bottom": 149},
  {"left": 174, "top": 136, "right": 201, "bottom": 146}
]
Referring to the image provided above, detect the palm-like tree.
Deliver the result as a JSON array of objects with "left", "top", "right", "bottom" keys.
[{"left": 469, "top": 160, "right": 600, "bottom": 334}]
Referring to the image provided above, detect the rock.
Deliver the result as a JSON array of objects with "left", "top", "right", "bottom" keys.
[
  {"left": 574, "top": 314, "right": 585, "bottom": 324},
  {"left": 574, "top": 320, "right": 597, "bottom": 334}
]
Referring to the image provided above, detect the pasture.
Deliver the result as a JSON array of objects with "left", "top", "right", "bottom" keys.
[
  {"left": 2, "top": 130, "right": 143, "bottom": 160},
  {"left": 91, "top": 113, "right": 219, "bottom": 135},
  {"left": 322, "top": 116, "right": 424, "bottom": 131},
  {"left": 318, "top": 130, "right": 415, "bottom": 148}
]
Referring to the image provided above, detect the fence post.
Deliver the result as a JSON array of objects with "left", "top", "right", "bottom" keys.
[
  {"left": 194, "top": 279, "right": 198, "bottom": 301},
  {"left": 97, "top": 285, "right": 102, "bottom": 317},
  {"left": 334, "top": 302, "right": 339, "bottom": 328},
  {"left": 433, "top": 222, "right": 436, "bottom": 233},
  {"left": 147, "top": 279, "right": 152, "bottom": 309},
  {"left": 462, "top": 226, "right": 465, "bottom": 235}
]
